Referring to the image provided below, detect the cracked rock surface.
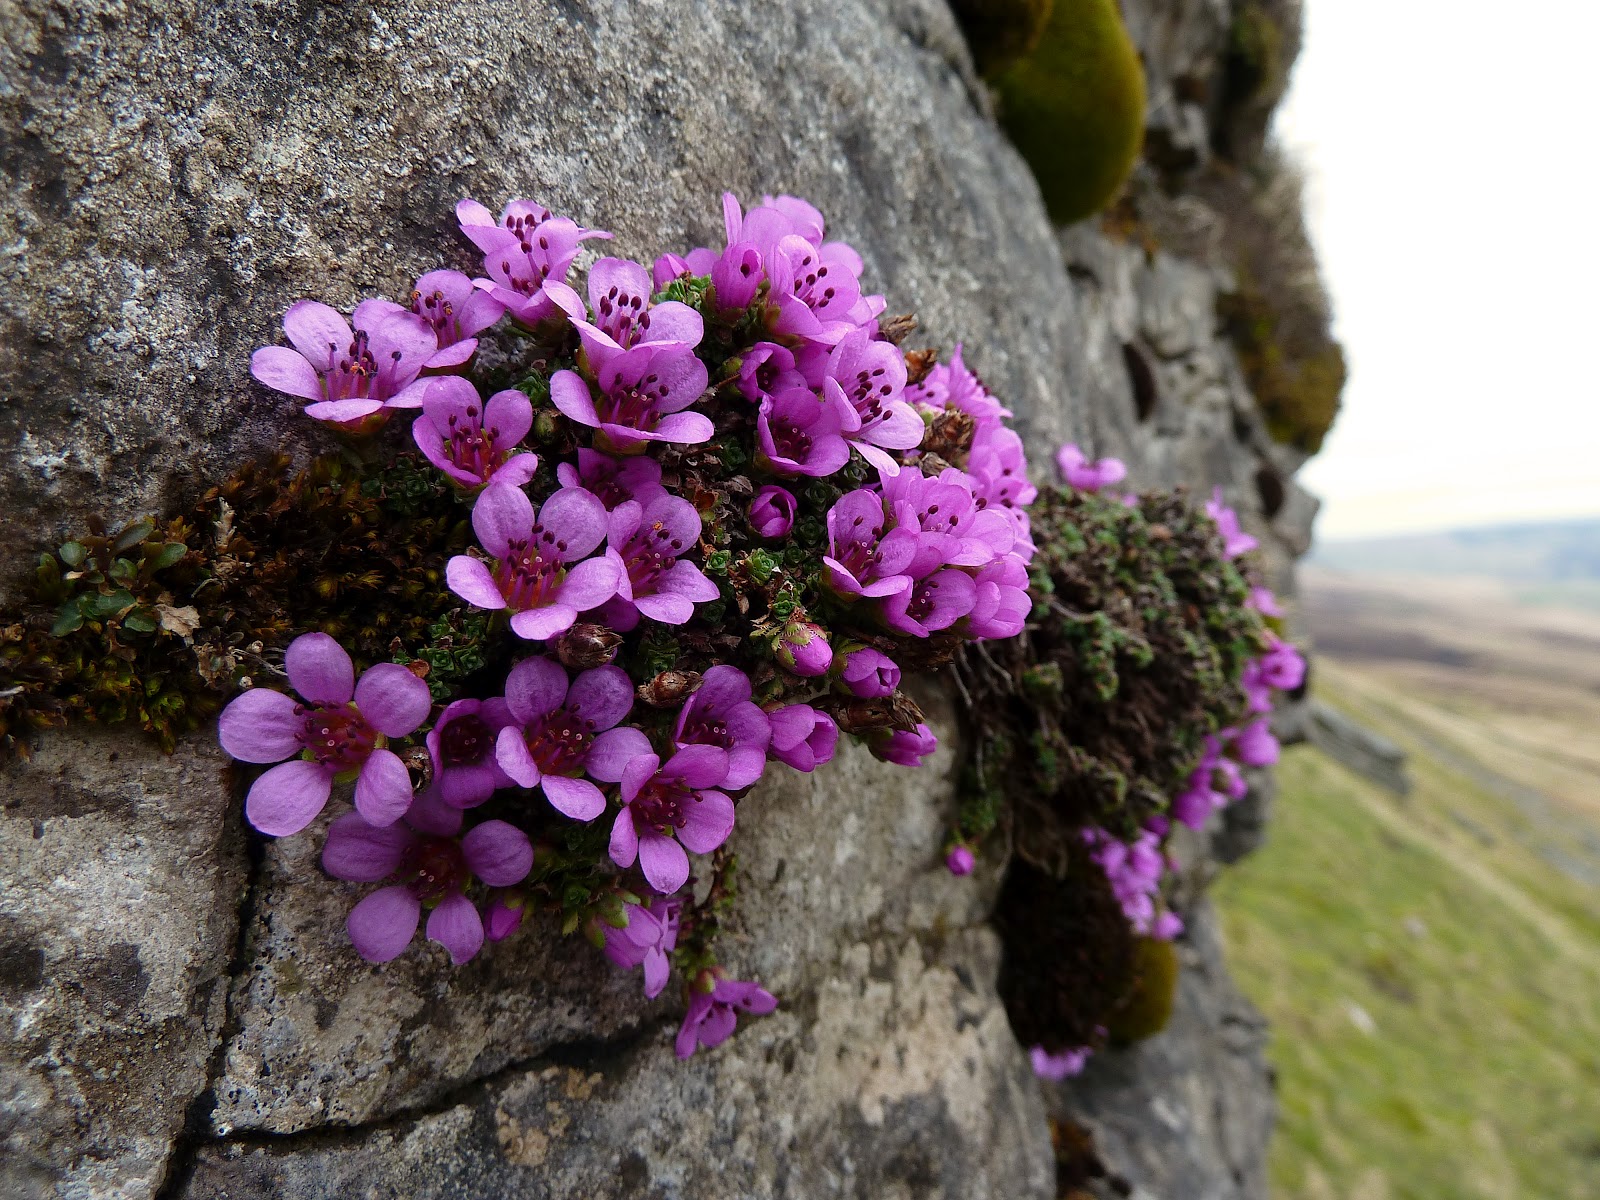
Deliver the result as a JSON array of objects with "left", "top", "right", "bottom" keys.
[{"left": 1, "top": 0, "right": 1308, "bottom": 1196}]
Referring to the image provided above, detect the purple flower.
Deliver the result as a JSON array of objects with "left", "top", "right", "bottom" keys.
[
  {"left": 447, "top": 483, "right": 621, "bottom": 641},
  {"left": 602, "top": 898, "right": 681, "bottom": 999},
  {"left": 755, "top": 386, "right": 854, "bottom": 477},
  {"left": 823, "top": 329, "right": 923, "bottom": 474},
  {"left": 675, "top": 976, "right": 779, "bottom": 1059},
  {"left": 457, "top": 197, "right": 609, "bottom": 329},
  {"left": 250, "top": 299, "right": 436, "bottom": 428},
  {"left": 968, "top": 424, "right": 1037, "bottom": 548},
  {"left": 766, "top": 704, "right": 839, "bottom": 772},
  {"left": 550, "top": 343, "right": 713, "bottom": 453},
  {"left": 556, "top": 448, "right": 669, "bottom": 511},
  {"left": 485, "top": 892, "right": 527, "bottom": 942},
  {"left": 1232, "top": 718, "right": 1280, "bottom": 767},
  {"left": 1205, "top": 488, "right": 1259, "bottom": 558},
  {"left": 837, "top": 645, "right": 901, "bottom": 698},
  {"left": 218, "top": 632, "right": 432, "bottom": 836},
  {"left": 764, "top": 231, "right": 869, "bottom": 344},
  {"left": 673, "top": 665, "right": 772, "bottom": 790},
  {"left": 868, "top": 723, "right": 938, "bottom": 767},
  {"left": 1240, "top": 659, "right": 1274, "bottom": 714},
  {"left": 426, "top": 696, "right": 516, "bottom": 809},
  {"left": 604, "top": 495, "right": 720, "bottom": 627},
  {"left": 1086, "top": 826, "right": 1170, "bottom": 936},
  {"left": 1152, "top": 910, "right": 1185, "bottom": 941},
  {"left": 323, "top": 797, "right": 533, "bottom": 965},
  {"left": 945, "top": 845, "right": 975, "bottom": 877},
  {"left": 965, "top": 552, "right": 1032, "bottom": 641},
  {"left": 881, "top": 569, "right": 978, "bottom": 637},
  {"left": 611, "top": 746, "right": 736, "bottom": 895},
  {"left": 880, "top": 466, "right": 1014, "bottom": 571},
  {"left": 1257, "top": 636, "right": 1306, "bottom": 691},
  {"left": 748, "top": 485, "right": 797, "bottom": 539},
  {"left": 822, "top": 489, "right": 918, "bottom": 599},
  {"left": 737, "top": 342, "right": 807, "bottom": 402},
  {"left": 1055, "top": 443, "right": 1128, "bottom": 492},
  {"left": 775, "top": 618, "right": 832, "bottom": 677},
  {"left": 906, "top": 344, "right": 1011, "bottom": 427},
  {"left": 1248, "top": 585, "right": 1285, "bottom": 617},
  {"left": 411, "top": 377, "right": 538, "bottom": 490},
  {"left": 572, "top": 257, "right": 703, "bottom": 355},
  {"left": 1031, "top": 1045, "right": 1092, "bottom": 1081},
  {"left": 395, "top": 269, "right": 506, "bottom": 368},
  {"left": 494, "top": 656, "right": 647, "bottom": 821},
  {"left": 710, "top": 242, "right": 764, "bottom": 312}
]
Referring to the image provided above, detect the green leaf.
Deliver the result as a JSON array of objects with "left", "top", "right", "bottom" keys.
[
  {"left": 113, "top": 520, "right": 155, "bottom": 555},
  {"left": 51, "top": 602, "right": 84, "bottom": 637},
  {"left": 151, "top": 542, "right": 188, "bottom": 570},
  {"left": 122, "top": 610, "right": 158, "bottom": 634},
  {"left": 89, "top": 589, "right": 136, "bottom": 618},
  {"left": 109, "top": 558, "right": 138, "bottom": 585},
  {"left": 58, "top": 541, "right": 87, "bottom": 568}
]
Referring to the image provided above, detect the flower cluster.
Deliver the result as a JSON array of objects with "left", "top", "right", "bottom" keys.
[{"left": 227, "top": 191, "right": 1037, "bottom": 1058}]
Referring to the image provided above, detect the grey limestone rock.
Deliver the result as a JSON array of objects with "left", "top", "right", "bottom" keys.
[{"left": 0, "top": 0, "right": 1319, "bottom": 1195}]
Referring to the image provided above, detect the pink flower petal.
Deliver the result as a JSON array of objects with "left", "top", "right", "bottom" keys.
[
  {"left": 426, "top": 892, "right": 485, "bottom": 965},
  {"left": 353, "top": 749, "right": 414, "bottom": 827},
  {"left": 556, "top": 555, "right": 622, "bottom": 613},
  {"left": 541, "top": 774, "right": 606, "bottom": 822},
  {"left": 609, "top": 807, "right": 640, "bottom": 869},
  {"left": 503, "top": 655, "right": 569, "bottom": 722},
  {"left": 587, "top": 726, "right": 652, "bottom": 782},
  {"left": 305, "top": 397, "right": 385, "bottom": 423},
  {"left": 250, "top": 347, "right": 323, "bottom": 401},
  {"left": 245, "top": 759, "right": 333, "bottom": 837},
  {"left": 462, "top": 819, "right": 534, "bottom": 886},
  {"left": 650, "top": 411, "right": 715, "bottom": 445},
  {"left": 285, "top": 632, "right": 354, "bottom": 705},
  {"left": 678, "top": 789, "right": 735, "bottom": 855},
  {"left": 484, "top": 388, "right": 534, "bottom": 448},
  {"left": 348, "top": 885, "right": 421, "bottom": 963},
  {"left": 282, "top": 300, "right": 352, "bottom": 366},
  {"left": 471, "top": 482, "right": 534, "bottom": 558},
  {"left": 218, "top": 688, "right": 303, "bottom": 763},
  {"left": 638, "top": 831, "right": 690, "bottom": 895},
  {"left": 634, "top": 593, "right": 694, "bottom": 625},
  {"left": 446, "top": 555, "right": 506, "bottom": 610},
  {"left": 550, "top": 370, "right": 600, "bottom": 427},
  {"left": 494, "top": 724, "right": 543, "bottom": 788},
  {"left": 322, "top": 812, "right": 412, "bottom": 881},
  {"left": 564, "top": 665, "right": 634, "bottom": 731},
  {"left": 354, "top": 663, "right": 432, "bottom": 737},
  {"left": 510, "top": 604, "right": 578, "bottom": 641}
]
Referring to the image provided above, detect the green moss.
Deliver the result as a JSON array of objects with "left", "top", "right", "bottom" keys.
[
  {"left": 992, "top": 0, "right": 1146, "bottom": 225},
  {"left": 1106, "top": 935, "right": 1179, "bottom": 1043},
  {"left": 949, "top": 0, "right": 1055, "bottom": 76},
  {"left": 955, "top": 484, "right": 1267, "bottom": 854}
]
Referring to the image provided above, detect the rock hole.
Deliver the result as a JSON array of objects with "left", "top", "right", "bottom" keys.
[
  {"left": 1255, "top": 464, "right": 1286, "bottom": 520},
  {"left": 1122, "top": 343, "right": 1157, "bottom": 423}
]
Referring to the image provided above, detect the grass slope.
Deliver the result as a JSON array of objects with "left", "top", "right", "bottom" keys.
[{"left": 1214, "top": 666, "right": 1600, "bottom": 1199}]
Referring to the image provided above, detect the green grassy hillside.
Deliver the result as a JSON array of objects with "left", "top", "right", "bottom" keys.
[{"left": 1214, "top": 661, "right": 1600, "bottom": 1199}]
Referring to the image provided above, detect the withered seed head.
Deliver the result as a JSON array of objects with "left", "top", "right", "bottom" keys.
[
  {"left": 637, "top": 669, "right": 702, "bottom": 708},
  {"left": 556, "top": 623, "right": 623, "bottom": 670}
]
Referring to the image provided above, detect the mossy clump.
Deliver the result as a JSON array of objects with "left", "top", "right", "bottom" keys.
[
  {"left": 1208, "top": 150, "right": 1346, "bottom": 454},
  {"left": 0, "top": 451, "right": 478, "bottom": 761},
  {"left": 992, "top": 0, "right": 1147, "bottom": 225},
  {"left": 993, "top": 849, "right": 1136, "bottom": 1053},
  {"left": 949, "top": 0, "right": 1055, "bottom": 77},
  {"left": 1215, "top": 0, "right": 1304, "bottom": 164},
  {"left": 1105, "top": 935, "right": 1179, "bottom": 1043},
  {"left": 954, "top": 483, "right": 1266, "bottom": 856}
]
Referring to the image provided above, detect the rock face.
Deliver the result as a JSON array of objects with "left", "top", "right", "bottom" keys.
[{"left": 0, "top": 0, "right": 1318, "bottom": 1197}]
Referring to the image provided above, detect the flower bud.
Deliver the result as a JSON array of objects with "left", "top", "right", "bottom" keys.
[
  {"left": 637, "top": 669, "right": 703, "bottom": 708},
  {"left": 485, "top": 892, "right": 526, "bottom": 942},
  {"left": 556, "top": 622, "right": 623, "bottom": 670},
  {"left": 945, "top": 845, "right": 976, "bottom": 877},
  {"left": 775, "top": 619, "right": 832, "bottom": 678},
  {"left": 836, "top": 645, "right": 901, "bottom": 699},
  {"left": 748, "top": 485, "right": 797, "bottom": 540},
  {"left": 868, "top": 722, "right": 938, "bottom": 767}
]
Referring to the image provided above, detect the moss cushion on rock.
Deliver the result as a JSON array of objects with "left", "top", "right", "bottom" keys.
[{"left": 994, "top": 0, "right": 1147, "bottom": 225}]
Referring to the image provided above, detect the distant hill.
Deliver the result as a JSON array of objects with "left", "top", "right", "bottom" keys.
[{"left": 1311, "top": 518, "right": 1600, "bottom": 583}]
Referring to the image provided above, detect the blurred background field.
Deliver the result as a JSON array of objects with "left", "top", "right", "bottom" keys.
[{"left": 1214, "top": 543, "right": 1600, "bottom": 1199}]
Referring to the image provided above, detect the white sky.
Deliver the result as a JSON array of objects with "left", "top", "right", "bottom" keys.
[{"left": 1280, "top": 1, "right": 1600, "bottom": 539}]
